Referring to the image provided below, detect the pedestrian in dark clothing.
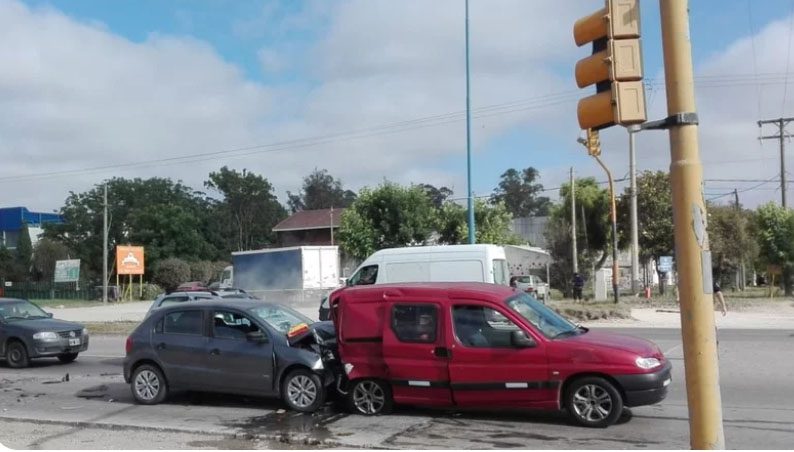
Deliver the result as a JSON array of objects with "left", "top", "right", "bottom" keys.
[{"left": 573, "top": 272, "right": 585, "bottom": 301}]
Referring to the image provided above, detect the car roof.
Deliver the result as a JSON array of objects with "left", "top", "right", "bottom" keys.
[
  {"left": 339, "top": 282, "right": 516, "bottom": 300},
  {"left": 154, "top": 299, "right": 281, "bottom": 313},
  {"left": 163, "top": 291, "right": 217, "bottom": 297}
]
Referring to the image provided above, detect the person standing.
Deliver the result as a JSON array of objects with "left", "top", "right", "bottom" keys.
[
  {"left": 572, "top": 272, "right": 585, "bottom": 301},
  {"left": 713, "top": 281, "right": 727, "bottom": 316}
]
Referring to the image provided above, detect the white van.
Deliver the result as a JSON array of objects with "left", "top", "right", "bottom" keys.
[{"left": 345, "top": 244, "right": 510, "bottom": 287}]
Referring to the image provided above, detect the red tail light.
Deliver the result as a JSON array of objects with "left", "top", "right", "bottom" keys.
[{"left": 125, "top": 336, "right": 133, "bottom": 354}]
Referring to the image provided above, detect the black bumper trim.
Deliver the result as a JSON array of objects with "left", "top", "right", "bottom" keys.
[{"left": 614, "top": 361, "right": 672, "bottom": 407}]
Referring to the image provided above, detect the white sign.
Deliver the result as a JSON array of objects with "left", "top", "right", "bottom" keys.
[
  {"left": 659, "top": 256, "right": 674, "bottom": 273},
  {"left": 54, "top": 259, "right": 81, "bottom": 283}
]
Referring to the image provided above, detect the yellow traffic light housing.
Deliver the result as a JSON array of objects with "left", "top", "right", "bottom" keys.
[
  {"left": 574, "top": 0, "right": 646, "bottom": 130},
  {"left": 586, "top": 129, "right": 601, "bottom": 156}
]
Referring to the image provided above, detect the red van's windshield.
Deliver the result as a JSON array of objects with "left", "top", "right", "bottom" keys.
[{"left": 505, "top": 292, "right": 579, "bottom": 339}]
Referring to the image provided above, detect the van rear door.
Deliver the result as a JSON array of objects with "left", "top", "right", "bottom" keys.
[{"left": 382, "top": 299, "right": 453, "bottom": 407}]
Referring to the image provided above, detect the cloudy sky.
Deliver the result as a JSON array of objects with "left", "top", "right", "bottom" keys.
[{"left": 1, "top": 0, "right": 793, "bottom": 212}]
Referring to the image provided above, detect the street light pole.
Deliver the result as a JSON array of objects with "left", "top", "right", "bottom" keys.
[
  {"left": 102, "top": 183, "right": 108, "bottom": 304},
  {"left": 628, "top": 125, "right": 641, "bottom": 294},
  {"left": 593, "top": 155, "right": 619, "bottom": 304},
  {"left": 465, "top": 0, "right": 476, "bottom": 244}
]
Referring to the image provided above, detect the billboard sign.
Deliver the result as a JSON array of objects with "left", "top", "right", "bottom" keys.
[
  {"left": 54, "top": 259, "right": 80, "bottom": 283},
  {"left": 116, "top": 246, "right": 145, "bottom": 275}
]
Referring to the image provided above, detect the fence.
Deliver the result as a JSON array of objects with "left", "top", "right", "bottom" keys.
[{"left": 1, "top": 281, "right": 94, "bottom": 300}]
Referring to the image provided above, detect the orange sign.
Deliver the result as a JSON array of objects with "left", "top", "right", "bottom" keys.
[{"left": 116, "top": 246, "right": 145, "bottom": 275}]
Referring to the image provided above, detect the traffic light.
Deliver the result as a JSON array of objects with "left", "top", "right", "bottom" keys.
[{"left": 574, "top": 0, "right": 646, "bottom": 130}]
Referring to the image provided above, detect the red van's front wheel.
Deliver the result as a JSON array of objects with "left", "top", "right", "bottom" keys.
[{"left": 348, "top": 379, "right": 393, "bottom": 415}]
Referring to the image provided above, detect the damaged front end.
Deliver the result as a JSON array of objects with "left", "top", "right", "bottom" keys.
[{"left": 287, "top": 321, "right": 347, "bottom": 395}]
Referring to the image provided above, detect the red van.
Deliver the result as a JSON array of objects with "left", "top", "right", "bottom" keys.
[{"left": 329, "top": 282, "right": 671, "bottom": 428}]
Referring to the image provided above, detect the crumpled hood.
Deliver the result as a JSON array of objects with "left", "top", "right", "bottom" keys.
[{"left": 565, "top": 330, "right": 662, "bottom": 357}]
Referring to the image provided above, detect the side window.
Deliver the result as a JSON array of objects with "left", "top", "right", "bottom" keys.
[
  {"left": 350, "top": 265, "right": 378, "bottom": 286},
  {"left": 163, "top": 310, "right": 204, "bottom": 336},
  {"left": 453, "top": 306, "right": 520, "bottom": 348},
  {"left": 492, "top": 259, "right": 509, "bottom": 286},
  {"left": 155, "top": 318, "right": 163, "bottom": 334},
  {"left": 391, "top": 304, "right": 437, "bottom": 343},
  {"left": 212, "top": 310, "right": 260, "bottom": 340}
]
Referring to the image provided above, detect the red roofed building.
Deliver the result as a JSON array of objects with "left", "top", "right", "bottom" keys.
[{"left": 272, "top": 208, "right": 346, "bottom": 247}]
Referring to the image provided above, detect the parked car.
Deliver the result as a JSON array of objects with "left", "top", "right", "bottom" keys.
[
  {"left": 215, "top": 288, "right": 258, "bottom": 300},
  {"left": 124, "top": 299, "right": 339, "bottom": 413},
  {"left": 145, "top": 291, "right": 220, "bottom": 317},
  {"left": 510, "top": 275, "right": 549, "bottom": 300},
  {"left": 0, "top": 298, "right": 89, "bottom": 368},
  {"left": 174, "top": 281, "right": 210, "bottom": 292},
  {"left": 329, "top": 282, "right": 671, "bottom": 428}
]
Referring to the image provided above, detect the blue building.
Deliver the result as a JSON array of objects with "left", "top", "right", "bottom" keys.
[{"left": 0, "top": 207, "right": 64, "bottom": 249}]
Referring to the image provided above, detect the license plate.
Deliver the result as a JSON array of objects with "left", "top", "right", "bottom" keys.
[{"left": 68, "top": 338, "right": 81, "bottom": 346}]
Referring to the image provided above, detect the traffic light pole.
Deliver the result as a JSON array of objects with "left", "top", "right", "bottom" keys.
[{"left": 660, "top": 0, "right": 725, "bottom": 448}]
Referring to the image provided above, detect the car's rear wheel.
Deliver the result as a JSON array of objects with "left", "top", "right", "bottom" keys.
[
  {"left": 6, "top": 340, "right": 30, "bottom": 368},
  {"left": 57, "top": 353, "right": 78, "bottom": 364},
  {"left": 565, "top": 377, "right": 623, "bottom": 428},
  {"left": 282, "top": 369, "right": 325, "bottom": 413},
  {"left": 131, "top": 364, "right": 168, "bottom": 405},
  {"left": 348, "top": 379, "right": 393, "bottom": 415}
]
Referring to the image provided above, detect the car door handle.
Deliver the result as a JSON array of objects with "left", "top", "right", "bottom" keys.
[
  {"left": 156, "top": 343, "right": 166, "bottom": 350},
  {"left": 209, "top": 348, "right": 220, "bottom": 355},
  {"left": 433, "top": 347, "right": 451, "bottom": 358}
]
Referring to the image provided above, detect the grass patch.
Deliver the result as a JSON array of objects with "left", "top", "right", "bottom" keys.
[
  {"left": 546, "top": 300, "right": 632, "bottom": 322},
  {"left": 83, "top": 321, "right": 140, "bottom": 335}
]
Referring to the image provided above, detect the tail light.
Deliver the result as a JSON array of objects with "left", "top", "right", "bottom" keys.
[{"left": 125, "top": 336, "right": 133, "bottom": 354}]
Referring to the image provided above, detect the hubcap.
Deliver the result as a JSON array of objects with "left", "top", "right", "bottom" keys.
[
  {"left": 9, "top": 348, "right": 21, "bottom": 362},
  {"left": 353, "top": 381, "right": 386, "bottom": 414},
  {"left": 572, "top": 384, "right": 613, "bottom": 422},
  {"left": 287, "top": 375, "right": 317, "bottom": 408},
  {"left": 134, "top": 370, "right": 161, "bottom": 401}
]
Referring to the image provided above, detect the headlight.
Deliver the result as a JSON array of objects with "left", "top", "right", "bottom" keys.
[
  {"left": 344, "top": 363, "right": 354, "bottom": 375},
  {"left": 33, "top": 332, "right": 59, "bottom": 341},
  {"left": 311, "top": 358, "right": 324, "bottom": 370},
  {"left": 635, "top": 357, "right": 662, "bottom": 369},
  {"left": 82, "top": 328, "right": 89, "bottom": 337}
]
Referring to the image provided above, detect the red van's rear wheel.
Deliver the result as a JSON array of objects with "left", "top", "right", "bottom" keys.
[{"left": 348, "top": 379, "right": 393, "bottom": 415}]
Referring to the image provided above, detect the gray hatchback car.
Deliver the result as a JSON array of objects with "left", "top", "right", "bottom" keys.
[{"left": 123, "top": 300, "right": 337, "bottom": 413}]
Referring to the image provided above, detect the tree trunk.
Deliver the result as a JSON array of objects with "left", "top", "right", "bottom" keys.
[{"left": 784, "top": 266, "right": 792, "bottom": 296}]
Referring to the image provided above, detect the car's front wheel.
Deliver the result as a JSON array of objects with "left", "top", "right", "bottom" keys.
[
  {"left": 131, "top": 364, "right": 168, "bottom": 405},
  {"left": 282, "top": 369, "right": 325, "bottom": 413},
  {"left": 565, "top": 377, "right": 623, "bottom": 428},
  {"left": 57, "top": 353, "right": 78, "bottom": 364},
  {"left": 6, "top": 340, "right": 30, "bottom": 368},
  {"left": 348, "top": 379, "right": 393, "bottom": 415}
]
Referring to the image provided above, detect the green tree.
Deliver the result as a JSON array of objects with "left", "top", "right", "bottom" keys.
[
  {"left": 152, "top": 258, "right": 191, "bottom": 292},
  {"left": 708, "top": 204, "right": 757, "bottom": 288},
  {"left": 491, "top": 167, "right": 552, "bottom": 217},
  {"left": 14, "top": 222, "right": 33, "bottom": 282},
  {"left": 45, "top": 177, "right": 219, "bottom": 282},
  {"left": 0, "top": 246, "right": 14, "bottom": 283},
  {"left": 32, "top": 238, "right": 70, "bottom": 282},
  {"left": 205, "top": 166, "right": 287, "bottom": 252},
  {"left": 755, "top": 203, "right": 794, "bottom": 295},
  {"left": 436, "top": 199, "right": 522, "bottom": 245},
  {"left": 617, "top": 171, "right": 674, "bottom": 289},
  {"left": 286, "top": 168, "right": 357, "bottom": 213},
  {"left": 338, "top": 183, "right": 436, "bottom": 259},
  {"left": 189, "top": 260, "right": 215, "bottom": 285},
  {"left": 419, "top": 184, "right": 454, "bottom": 209}
]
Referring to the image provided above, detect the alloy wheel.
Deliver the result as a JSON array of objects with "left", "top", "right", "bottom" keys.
[
  {"left": 287, "top": 375, "right": 318, "bottom": 409},
  {"left": 572, "top": 384, "right": 613, "bottom": 422},
  {"left": 134, "top": 369, "right": 161, "bottom": 401},
  {"left": 352, "top": 381, "right": 386, "bottom": 415}
]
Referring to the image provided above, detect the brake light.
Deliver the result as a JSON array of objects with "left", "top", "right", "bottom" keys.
[
  {"left": 287, "top": 323, "right": 310, "bottom": 338},
  {"left": 125, "top": 336, "right": 133, "bottom": 354}
]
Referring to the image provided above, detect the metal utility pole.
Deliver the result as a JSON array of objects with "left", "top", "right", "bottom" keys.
[
  {"left": 758, "top": 117, "right": 794, "bottom": 208},
  {"left": 593, "top": 154, "right": 620, "bottom": 304},
  {"left": 628, "top": 125, "right": 641, "bottom": 294},
  {"left": 102, "top": 183, "right": 109, "bottom": 304},
  {"left": 330, "top": 206, "right": 334, "bottom": 246},
  {"left": 660, "top": 0, "right": 725, "bottom": 447},
  {"left": 464, "top": 0, "right": 476, "bottom": 244},
  {"left": 570, "top": 167, "right": 578, "bottom": 273}
]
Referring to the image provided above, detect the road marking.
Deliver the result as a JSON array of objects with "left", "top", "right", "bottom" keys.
[
  {"left": 82, "top": 354, "right": 124, "bottom": 358},
  {"left": 664, "top": 344, "right": 681, "bottom": 355}
]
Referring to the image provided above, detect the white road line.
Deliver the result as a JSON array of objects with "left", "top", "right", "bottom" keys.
[
  {"left": 81, "top": 354, "right": 124, "bottom": 358},
  {"left": 664, "top": 344, "right": 682, "bottom": 355}
]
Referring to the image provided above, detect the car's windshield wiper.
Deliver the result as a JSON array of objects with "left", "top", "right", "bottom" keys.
[
  {"left": 27, "top": 315, "right": 48, "bottom": 319},
  {"left": 552, "top": 329, "right": 579, "bottom": 339},
  {"left": 3, "top": 316, "right": 26, "bottom": 320}
]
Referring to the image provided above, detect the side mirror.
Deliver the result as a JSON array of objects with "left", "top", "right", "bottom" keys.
[
  {"left": 246, "top": 331, "right": 268, "bottom": 343},
  {"left": 47, "top": 312, "right": 54, "bottom": 318},
  {"left": 511, "top": 330, "right": 536, "bottom": 348}
]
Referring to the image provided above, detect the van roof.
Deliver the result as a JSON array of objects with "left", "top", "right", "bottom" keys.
[
  {"left": 369, "top": 244, "right": 504, "bottom": 256},
  {"left": 338, "top": 281, "right": 516, "bottom": 300}
]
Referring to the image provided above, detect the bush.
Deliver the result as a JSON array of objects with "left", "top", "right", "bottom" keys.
[
  {"left": 152, "top": 258, "right": 190, "bottom": 292},
  {"left": 210, "top": 261, "right": 230, "bottom": 282},
  {"left": 190, "top": 261, "right": 215, "bottom": 285},
  {"left": 140, "top": 283, "right": 163, "bottom": 301}
]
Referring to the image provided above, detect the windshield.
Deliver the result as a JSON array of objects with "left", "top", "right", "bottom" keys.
[
  {"left": 0, "top": 300, "right": 49, "bottom": 321},
  {"left": 248, "top": 304, "right": 314, "bottom": 334},
  {"left": 505, "top": 292, "right": 578, "bottom": 339}
]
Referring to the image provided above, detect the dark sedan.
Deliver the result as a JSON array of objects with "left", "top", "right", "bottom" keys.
[
  {"left": 0, "top": 298, "right": 89, "bottom": 368},
  {"left": 123, "top": 299, "right": 337, "bottom": 413}
]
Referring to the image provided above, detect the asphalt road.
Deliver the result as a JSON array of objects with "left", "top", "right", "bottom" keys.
[{"left": 1, "top": 328, "right": 792, "bottom": 449}]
